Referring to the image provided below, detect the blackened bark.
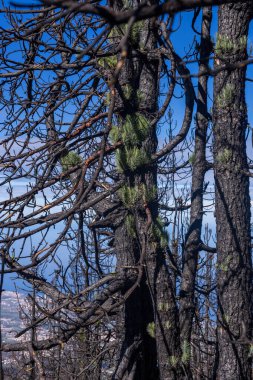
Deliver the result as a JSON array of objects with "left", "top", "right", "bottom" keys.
[
  {"left": 213, "top": 3, "right": 253, "bottom": 379},
  {"left": 138, "top": 24, "right": 182, "bottom": 380},
  {"left": 114, "top": 223, "right": 158, "bottom": 380},
  {"left": 113, "top": 9, "right": 159, "bottom": 380},
  {"left": 179, "top": 6, "right": 212, "bottom": 370},
  {"left": 113, "top": 2, "right": 182, "bottom": 377},
  {"left": 146, "top": 249, "right": 182, "bottom": 380}
]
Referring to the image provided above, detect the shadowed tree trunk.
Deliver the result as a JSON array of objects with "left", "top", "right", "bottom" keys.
[
  {"left": 179, "top": 9, "right": 212, "bottom": 375},
  {"left": 213, "top": 3, "right": 253, "bottom": 379},
  {"left": 112, "top": 1, "right": 182, "bottom": 378},
  {"left": 112, "top": 6, "right": 159, "bottom": 379}
]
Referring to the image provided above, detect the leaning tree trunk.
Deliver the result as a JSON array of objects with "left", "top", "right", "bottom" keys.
[{"left": 213, "top": 3, "right": 253, "bottom": 379}]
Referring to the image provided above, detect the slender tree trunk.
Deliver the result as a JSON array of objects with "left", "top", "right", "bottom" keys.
[
  {"left": 213, "top": 3, "right": 253, "bottom": 379},
  {"left": 179, "top": 6, "right": 212, "bottom": 375}
]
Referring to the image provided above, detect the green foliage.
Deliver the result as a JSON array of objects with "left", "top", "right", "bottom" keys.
[
  {"left": 169, "top": 356, "right": 179, "bottom": 368},
  {"left": 218, "top": 263, "right": 229, "bottom": 272},
  {"left": 222, "top": 314, "right": 230, "bottom": 324},
  {"left": 152, "top": 216, "right": 169, "bottom": 249},
  {"left": 147, "top": 322, "right": 156, "bottom": 339},
  {"left": 116, "top": 146, "right": 150, "bottom": 172},
  {"left": 122, "top": 113, "right": 150, "bottom": 146},
  {"left": 118, "top": 185, "right": 140, "bottom": 208},
  {"left": 188, "top": 153, "right": 196, "bottom": 165},
  {"left": 120, "top": 86, "right": 143, "bottom": 105},
  {"left": 215, "top": 34, "right": 247, "bottom": 55},
  {"left": 130, "top": 21, "right": 144, "bottom": 46},
  {"left": 157, "top": 302, "right": 170, "bottom": 312},
  {"left": 118, "top": 184, "right": 156, "bottom": 209},
  {"left": 61, "top": 152, "right": 82, "bottom": 172},
  {"left": 108, "top": 27, "right": 118, "bottom": 40},
  {"left": 116, "top": 149, "right": 127, "bottom": 172},
  {"left": 103, "top": 92, "right": 111, "bottom": 106},
  {"left": 216, "top": 83, "right": 235, "bottom": 108},
  {"left": 125, "top": 214, "right": 136, "bottom": 237},
  {"left": 98, "top": 55, "right": 117, "bottom": 69},
  {"left": 142, "top": 185, "right": 157, "bottom": 204},
  {"left": 215, "top": 34, "right": 235, "bottom": 55},
  {"left": 110, "top": 126, "right": 120, "bottom": 143},
  {"left": 126, "top": 147, "right": 150, "bottom": 171},
  {"left": 110, "top": 114, "right": 150, "bottom": 145},
  {"left": 216, "top": 255, "right": 232, "bottom": 272},
  {"left": 181, "top": 340, "right": 191, "bottom": 365},
  {"left": 122, "top": 84, "right": 133, "bottom": 100},
  {"left": 217, "top": 148, "right": 232, "bottom": 164},
  {"left": 109, "top": 21, "right": 144, "bottom": 46},
  {"left": 249, "top": 344, "right": 253, "bottom": 357},
  {"left": 78, "top": 328, "right": 86, "bottom": 343},
  {"left": 122, "top": 0, "right": 132, "bottom": 9},
  {"left": 164, "top": 320, "right": 172, "bottom": 330},
  {"left": 113, "top": 113, "right": 151, "bottom": 172},
  {"left": 136, "top": 89, "right": 144, "bottom": 104}
]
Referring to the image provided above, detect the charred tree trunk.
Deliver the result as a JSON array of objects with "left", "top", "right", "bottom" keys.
[
  {"left": 113, "top": 2, "right": 181, "bottom": 378},
  {"left": 112, "top": 8, "right": 159, "bottom": 379},
  {"left": 213, "top": 3, "right": 253, "bottom": 379},
  {"left": 179, "top": 6, "right": 212, "bottom": 361}
]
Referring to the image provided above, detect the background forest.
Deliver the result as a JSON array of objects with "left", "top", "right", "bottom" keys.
[{"left": 0, "top": 0, "right": 253, "bottom": 379}]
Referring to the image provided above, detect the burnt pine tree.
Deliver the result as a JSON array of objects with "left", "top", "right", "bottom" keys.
[
  {"left": 179, "top": 5, "right": 213, "bottom": 369},
  {"left": 1, "top": 1, "right": 253, "bottom": 379},
  {"left": 213, "top": 2, "right": 253, "bottom": 379},
  {"left": 110, "top": 1, "right": 182, "bottom": 378}
]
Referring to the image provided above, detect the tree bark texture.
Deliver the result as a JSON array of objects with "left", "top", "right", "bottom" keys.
[
  {"left": 179, "top": 6, "right": 212, "bottom": 358},
  {"left": 213, "top": 3, "right": 253, "bottom": 379},
  {"left": 113, "top": 1, "right": 181, "bottom": 378}
]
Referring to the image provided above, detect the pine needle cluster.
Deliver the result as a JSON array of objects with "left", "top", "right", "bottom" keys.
[
  {"left": 118, "top": 184, "right": 156, "bottom": 208},
  {"left": 110, "top": 113, "right": 149, "bottom": 146},
  {"left": 216, "top": 83, "right": 235, "bottom": 108},
  {"left": 98, "top": 55, "right": 117, "bottom": 69},
  {"left": 152, "top": 216, "right": 169, "bottom": 248},
  {"left": 61, "top": 152, "right": 82, "bottom": 172},
  {"left": 112, "top": 113, "right": 151, "bottom": 172},
  {"left": 215, "top": 34, "right": 247, "bottom": 56},
  {"left": 116, "top": 147, "right": 150, "bottom": 172}
]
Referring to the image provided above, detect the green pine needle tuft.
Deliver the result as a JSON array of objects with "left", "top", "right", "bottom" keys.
[
  {"left": 61, "top": 152, "right": 82, "bottom": 172},
  {"left": 122, "top": 113, "right": 150, "bottom": 146},
  {"left": 181, "top": 340, "right": 191, "bottom": 364},
  {"left": 147, "top": 322, "right": 156, "bottom": 339}
]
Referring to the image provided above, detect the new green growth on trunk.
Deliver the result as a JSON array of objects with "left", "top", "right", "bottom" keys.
[
  {"left": 215, "top": 34, "right": 247, "bottom": 56},
  {"left": 188, "top": 153, "right": 196, "bottom": 165},
  {"left": 181, "top": 340, "right": 191, "bottom": 365},
  {"left": 109, "top": 21, "right": 145, "bottom": 47},
  {"left": 61, "top": 151, "right": 82, "bottom": 172},
  {"left": 125, "top": 214, "right": 136, "bottom": 237},
  {"left": 147, "top": 322, "right": 156, "bottom": 338},
  {"left": 112, "top": 113, "right": 151, "bottom": 172},
  {"left": 110, "top": 113, "right": 150, "bottom": 146},
  {"left": 216, "top": 83, "right": 235, "bottom": 108},
  {"left": 118, "top": 184, "right": 156, "bottom": 208},
  {"left": 217, "top": 148, "right": 232, "bottom": 164},
  {"left": 116, "top": 146, "right": 150, "bottom": 172},
  {"left": 151, "top": 216, "right": 169, "bottom": 249},
  {"left": 98, "top": 55, "right": 117, "bottom": 69}
]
